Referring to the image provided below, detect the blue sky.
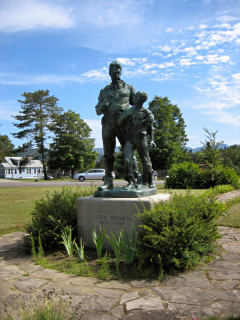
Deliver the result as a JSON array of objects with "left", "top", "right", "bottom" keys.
[{"left": 0, "top": 0, "right": 239, "bottom": 148}]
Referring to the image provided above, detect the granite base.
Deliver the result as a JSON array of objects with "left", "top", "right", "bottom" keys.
[{"left": 76, "top": 193, "right": 171, "bottom": 250}]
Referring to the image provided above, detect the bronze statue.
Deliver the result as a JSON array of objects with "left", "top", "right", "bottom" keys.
[
  {"left": 118, "top": 91, "right": 155, "bottom": 189},
  {"left": 95, "top": 61, "right": 156, "bottom": 196},
  {"left": 95, "top": 61, "right": 135, "bottom": 190}
]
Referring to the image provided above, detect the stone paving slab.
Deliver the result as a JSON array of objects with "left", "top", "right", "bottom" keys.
[{"left": 0, "top": 226, "right": 240, "bottom": 319}]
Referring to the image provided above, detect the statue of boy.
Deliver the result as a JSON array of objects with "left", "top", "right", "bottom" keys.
[
  {"left": 95, "top": 61, "right": 136, "bottom": 190},
  {"left": 118, "top": 91, "right": 155, "bottom": 189}
]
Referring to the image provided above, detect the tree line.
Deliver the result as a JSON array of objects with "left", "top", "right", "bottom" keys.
[{"left": 0, "top": 90, "right": 240, "bottom": 179}]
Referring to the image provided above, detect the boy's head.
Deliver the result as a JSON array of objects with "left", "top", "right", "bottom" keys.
[{"left": 134, "top": 91, "right": 148, "bottom": 107}]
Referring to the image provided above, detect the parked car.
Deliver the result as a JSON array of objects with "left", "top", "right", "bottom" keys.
[{"left": 73, "top": 169, "right": 115, "bottom": 182}]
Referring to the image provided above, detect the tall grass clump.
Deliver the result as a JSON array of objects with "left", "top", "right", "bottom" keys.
[
  {"left": 120, "top": 229, "right": 137, "bottom": 265},
  {"left": 74, "top": 237, "right": 85, "bottom": 262},
  {"left": 107, "top": 231, "right": 123, "bottom": 273},
  {"left": 25, "top": 187, "right": 95, "bottom": 253},
  {"left": 5, "top": 298, "right": 75, "bottom": 320},
  {"left": 92, "top": 227, "right": 106, "bottom": 258},
  {"left": 137, "top": 193, "right": 225, "bottom": 276},
  {"left": 61, "top": 226, "right": 75, "bottom": 257}
]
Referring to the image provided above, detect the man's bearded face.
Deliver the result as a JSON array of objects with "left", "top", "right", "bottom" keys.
[{"left": 110, "top": 66, "right": 121, "bottom": 82}]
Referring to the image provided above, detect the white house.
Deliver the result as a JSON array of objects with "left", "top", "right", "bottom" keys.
[{"left": 0, "top": 156, "right": 44, "bottom": 179}]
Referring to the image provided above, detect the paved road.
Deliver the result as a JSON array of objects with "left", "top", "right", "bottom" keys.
[{"left": 0, "top": 179, "right": 164, "bottom": 188}]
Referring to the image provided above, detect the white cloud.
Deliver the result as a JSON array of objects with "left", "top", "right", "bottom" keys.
[
  {"left": 199, "top": 24, "right": 208, "bottom": 29},
  {"left": 179, "top": 58, "right": 196, "bottom": 66},
  {"left": 81, "top": 68, "right": 109, "bottom": 82},
  {"left": 204, "top": 109, "right": 240, "bottom": 126},
  {"left": 194, "top": 71, "right": 240, "bottom": 127},
  {"left": 195, "top": 21, "right": 240, "bottom": 49},
  {"left": 143, "top": 61, "right": 175, "bottom": 70},
  {"left": 195, "top": 55, "right": 204, "bottom": 61},
  {"left": 216, "top": 15, "right": 238, "bottom": 23},
  {"left": 232, "top": 73, "right": 240, "bottom": 81},
  {"left": 116, "top": 58, "right": 136, "bottom": 66},
  {"left": 0, "top": 69, "right": 109, "bottom": 85},
  {"left": 184, "top": 47, "right": 198, "bottom": 56},
  {"left": 0, "top": 0, "right": 74, "bottom": 32},
  {"left": 166, "top": 27, "right": 173, "bottom": 32},
  {"left": 204, "top": 54, "right": 230, "bottom": 64},
  {"left": 157, "top": 45, "right": 172, "bottom": 53}
]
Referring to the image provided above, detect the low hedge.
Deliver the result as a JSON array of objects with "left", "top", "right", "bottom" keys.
[
  {"left": 25, "top": 187, "right": 95, "bottom": 252},
  {"left": 136, "top": 193, "right": 225, "bottom": 276},
  {"left": 165, "top": 162, "right": 240, "bottom": 189}
]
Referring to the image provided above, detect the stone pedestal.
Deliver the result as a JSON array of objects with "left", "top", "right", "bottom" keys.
[{"left": 76, "top": 193, "right": 171, "bottom": 250}]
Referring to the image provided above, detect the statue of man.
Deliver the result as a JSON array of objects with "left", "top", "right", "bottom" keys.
[{"left": 95, "top": 61, "right": 136, "bottom": 190}]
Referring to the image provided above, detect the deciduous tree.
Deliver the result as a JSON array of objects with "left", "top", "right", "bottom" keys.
[
  {"left": 0, "top": 134, "right": 15, "bottom": 162},
  {"left": 220, "top": 144, "right": 240, "bottom": 174},
  {"left": 47, "top": 110, "right": 97, "bottom": 177},
  {"left": 149, "top": 96, "right": 188, "bottom": 170}
]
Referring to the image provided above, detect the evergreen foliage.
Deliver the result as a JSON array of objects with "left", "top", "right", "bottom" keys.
[
  {"left": 201, "top": 128, "right": 223, "bottom": 167},
  {"left": 137, "top": 193, "right": 225, "bottom": 275},
  {"left": 13, "top": 90, "right": 62, "bottom": 179},
  {"left": 25, "top": 187, "right": 95, "bottom": 252}
]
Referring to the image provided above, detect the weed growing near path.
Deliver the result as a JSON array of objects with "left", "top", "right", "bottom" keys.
[{"left": 2, "top": 298, "right": 75, "bottom": 320}]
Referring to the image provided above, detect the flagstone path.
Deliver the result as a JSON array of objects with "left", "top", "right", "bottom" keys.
[{"left": 0, "top": 226, "right": 240, "bottom": 320}]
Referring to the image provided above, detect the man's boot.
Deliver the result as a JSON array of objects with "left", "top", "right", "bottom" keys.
[{"left": 98, "top": 175, "right": 113, "bottom": 191}]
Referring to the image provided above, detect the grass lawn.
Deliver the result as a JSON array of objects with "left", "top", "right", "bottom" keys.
[
  {"left": 157, "top": 185, "right": 206, "bottom": 195},
  {"left": 1, "top": 185, "right": 239, "bottom": 237},
  {"left": 217, "top": 201, "right": 240, "bottom": 228},
  {"left": 0, "top": 186, "right": 84, "bottom": 236}
]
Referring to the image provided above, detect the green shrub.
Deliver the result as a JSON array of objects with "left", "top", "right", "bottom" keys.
[
  {"left": 165, "top": 162, "right": 240, "bottom": 189},
  {"left": 137, "top": 193, "right": 225, "bottom": 276},
  {"left": 205, "top": 184, "right": 234, "bottom": 197},
  {"left": 25, "top": 187, "right": 95, "bottom": 253},
  {"left": 165, "top": 161, "right": 201, "bottom": 189},
  {"left": 199, "top": 165, "right": 240, "bottom": 189}
]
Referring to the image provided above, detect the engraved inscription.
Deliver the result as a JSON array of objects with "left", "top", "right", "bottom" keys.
[{"left": 94, "top": 215, "right": 132, "bottom": 227}]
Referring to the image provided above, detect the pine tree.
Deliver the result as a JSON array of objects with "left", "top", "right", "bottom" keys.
[{"left": 12, "top": 90, "right": 62, "bottom": 179}]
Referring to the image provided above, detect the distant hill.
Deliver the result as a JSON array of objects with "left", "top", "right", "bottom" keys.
[
  {"left": 186, "top": 143, "right": 229, "bottom": 153},
  {"left": 16, "top": 144, "right": 236, "bottom": 160},
  {"left": 95, "top": 144, "right": 231, "bottom": 157}
]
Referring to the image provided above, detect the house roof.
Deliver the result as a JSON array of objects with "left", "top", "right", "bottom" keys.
[{"left": 0, "top": 157, "right": 43, "bottom": 168}]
